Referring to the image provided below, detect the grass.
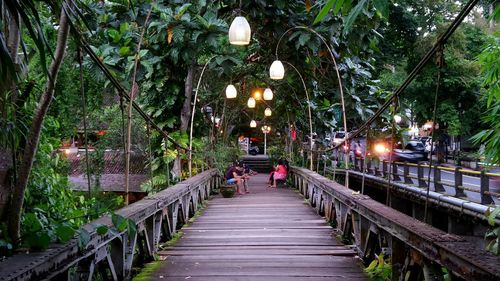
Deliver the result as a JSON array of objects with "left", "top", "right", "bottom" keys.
[
  {"left": 131, "top": 260, "right": 163, "bottom": 281},
  {"left": 133, "top": 201, "right": 210, "bottom": 279}
]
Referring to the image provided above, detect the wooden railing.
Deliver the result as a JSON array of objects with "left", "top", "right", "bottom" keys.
[
  {"left": 290, "top": 166, "right": 500, "bottom": 280},
  {"left": 347, "top": 157, "right": 500, "bottom": 205},
  {"left": 0, "top": 170, "right": 219, "bottom": 281},
  {"left": 318, "top": 156, "right": 499, "bottom": 223}
]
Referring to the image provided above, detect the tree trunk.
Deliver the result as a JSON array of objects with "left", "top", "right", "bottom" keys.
[
  {"left": 6, "top": 12, "right": 20, "bottom": 64},
  {"left": 0, "top": 9, "right": 20, "bottom": 221},
  {"left": 0, "top": 149, "right": 12, "bottom": 219},
  {"left": 180, "top": 65, "right": 195, "bottom": 132},
  {"left": 7, "top": 1, "right": 71, "bottom": 242},
  {"left": 1, "top": 9, "right": 20, "bottom": 117},
  {"left": 173, "top": 64, "right": 195, "bottom": 178}
]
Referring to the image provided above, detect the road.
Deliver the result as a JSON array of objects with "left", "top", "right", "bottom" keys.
[{"left": 393, "top": 165, "right": 500, "bottom": 205}]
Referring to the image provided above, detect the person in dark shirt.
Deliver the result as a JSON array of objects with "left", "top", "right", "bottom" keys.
[{"left": 225, "top": 162, "right": 245, "bottom": 195}]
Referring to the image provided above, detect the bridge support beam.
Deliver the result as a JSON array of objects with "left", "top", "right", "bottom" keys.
[{"left": 390, "top": 236, "right": 406, "bottom": 281}]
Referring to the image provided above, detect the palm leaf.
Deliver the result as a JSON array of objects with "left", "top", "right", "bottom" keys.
[
  {"left": 3, "top": 0, "right": 55, "bottom": 78},
  {"left": 0, "top": 33, "right": 16, "bottom": 81}
]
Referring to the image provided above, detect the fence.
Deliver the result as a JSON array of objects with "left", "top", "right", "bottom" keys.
[
  {"left": 290, "top": 166, "right": 500, "bottom": 280},
  {"left": 0, "top": 170, "right": 219, "bottom": 281}
]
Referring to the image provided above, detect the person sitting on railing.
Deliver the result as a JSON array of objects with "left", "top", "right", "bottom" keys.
[
  {"left": 225, "top": 162, "right": 246, "bottom": 195},
  {"left": 269, "top": 159, "right": 287, "bottom": 188}
]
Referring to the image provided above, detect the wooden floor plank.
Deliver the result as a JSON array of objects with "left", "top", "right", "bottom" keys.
[{"left": 140, "top": 174, "right": 367, "bottom": 281}]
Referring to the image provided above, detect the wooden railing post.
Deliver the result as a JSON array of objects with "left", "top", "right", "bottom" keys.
[
  {"left": 433, "top": 166, "right": 445, "bottom": 192},
  {"left": 454, "top": 167, "right": 466, "bottom": 198},
  {"left": 323, "top": 156, "right": 327, "bottom": 175},
  {"left": 403, "top": 162, "right": 412, "bottom": 184},
  {"left": 391, "top": 237, "right": 406, "bottom": 281},
  {"left": 366, "top": 158, "right": 372, "bottom": 174},
  {"left": 480, "top": 170, "right": 494, "bottom": 205},
  {"left": 392, "top": 162, "right": 401, "bottom": 182},
  {"left": 374, "top": 160, "right": 381, "bottom": 177},
  {"left": 417, "top": 162, "right": 426, "bottom": 188}
]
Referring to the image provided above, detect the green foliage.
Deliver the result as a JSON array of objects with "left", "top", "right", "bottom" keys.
[
  {"left": 16, "top": 134, "right": 126, "bottom": 249},
  {"left": 437, "top": 103, "right": 461, "bottom": 137},
  {"left": 314, "top": 0, "right": 389, "bottom": 34},
  {"left": 343, "top": 0, "right": 369, "bottom": 36},
  {"left": 204, "top": 142, "right": 241, "bottom": 175},
  {"left": 268, "top": 145, "right": 288, "bottom": 165},
  {"left": 471, "top": 31, "right": 500, "bottom": 165},
  {"left": 485, "top": 207, "right": 500, "bottom": 255},
  {"left": 364, "top": 253, "right": 391, "bottom": 281},
  {"left": 78, "top": 213, "right": 136, "bottom": 250}
]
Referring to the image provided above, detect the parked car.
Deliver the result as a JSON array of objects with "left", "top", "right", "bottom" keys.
[
  {"left": 249, "top": 146, "right": 259, "bottom": 155},
  {"left": 417, "top": 136, "right": 434, "bottom": 153},
  {"left": 332, "top": 131, "right": 347, "bottom": 146},
  {"left": 392, "top": 140, "right": 428, "bottom": 162}
]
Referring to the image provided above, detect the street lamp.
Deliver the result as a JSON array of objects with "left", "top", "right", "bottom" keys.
[
  {"left": 271, "top": 26, "right": 349, "bottom": 187},
  {"left": 188, "top": 55, "right": 217, "bottom": 177},
  {"left": 268, "top": 60, "right": 314, "bottom": 171},
  {"left": 261, "top": 125, "right": 271, "bottom": 155}
]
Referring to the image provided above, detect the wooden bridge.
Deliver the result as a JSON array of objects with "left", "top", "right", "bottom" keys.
[
  {"left": 1, "top": 167, "right": 500, "bottom": 281},
  {"left": 149, "top": 174, "right": 366, "bottom": 281}
]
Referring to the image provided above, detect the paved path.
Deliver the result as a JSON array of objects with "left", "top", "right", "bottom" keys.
[{"left": 143, "top": 174, "right": 367, "bottom": 281}]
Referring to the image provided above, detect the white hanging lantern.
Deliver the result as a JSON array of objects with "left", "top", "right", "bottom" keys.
[
  {"left": 264, "top": 107, "right": 272, "bottom": 116},
  {"left": 250, "top": 120, "right": 257, "bottom": 128},
  {"left": 269, "top": 60, "right": 285, "bottom": 80},
  {"left": 394, "top": 114, "right": 402, "bottom": 124},
  {"left": 247, "top": 97, "right": 256, "bottom": 108},
  {"left": 263, "top": 88, "right": 273, "bottom": 100},
  {"left": 225, "top": 84, "right": 237, "bottom": 99},
  {"left": 228, "top": 16, "right": 251, "bottom": 45}
]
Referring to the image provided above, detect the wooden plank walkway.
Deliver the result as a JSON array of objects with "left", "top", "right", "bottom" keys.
[{"left": 145, "top": 174, "right": 367, "bottom": 281}]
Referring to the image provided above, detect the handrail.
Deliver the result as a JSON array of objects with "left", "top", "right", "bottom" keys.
[
  {"left": 331, "top": 156, "right": 499, "bottom": 206},
  {"left": 0, "top": 170, "right": 219, "bottom": 281},
  {"left": 290, "top": 166, "right": 500, "bottom": 280}
]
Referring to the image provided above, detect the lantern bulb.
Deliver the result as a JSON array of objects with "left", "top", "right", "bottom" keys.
[
  {"left": 270, "top": 60, "right": 285, "bottom": 80},
  {"left": 226, "top": 84, "right": 237, "bottom": 99},
  {"left": 263, "top": 88, "right": 273, "bottom": 100},
  {"left": 247, "top": 97, "right": 256, "bottom": 108},
  {"left": 264, "top": 107, "right": 272, "bottom": 116},
  {"left": 228, "top": 16, "right": 251, "bottom": 45}
]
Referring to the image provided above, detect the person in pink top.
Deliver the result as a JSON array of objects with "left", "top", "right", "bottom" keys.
[{"left": 271, "top": 159, "right": 287, "bottom": 188}]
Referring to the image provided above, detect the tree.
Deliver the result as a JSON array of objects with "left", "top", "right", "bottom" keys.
[
  {"left": 7, "top": 0, "right": 72, "bottom": 242},
  {"left": 472, "top": 29, "right": 500, "bottom": 164}
]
